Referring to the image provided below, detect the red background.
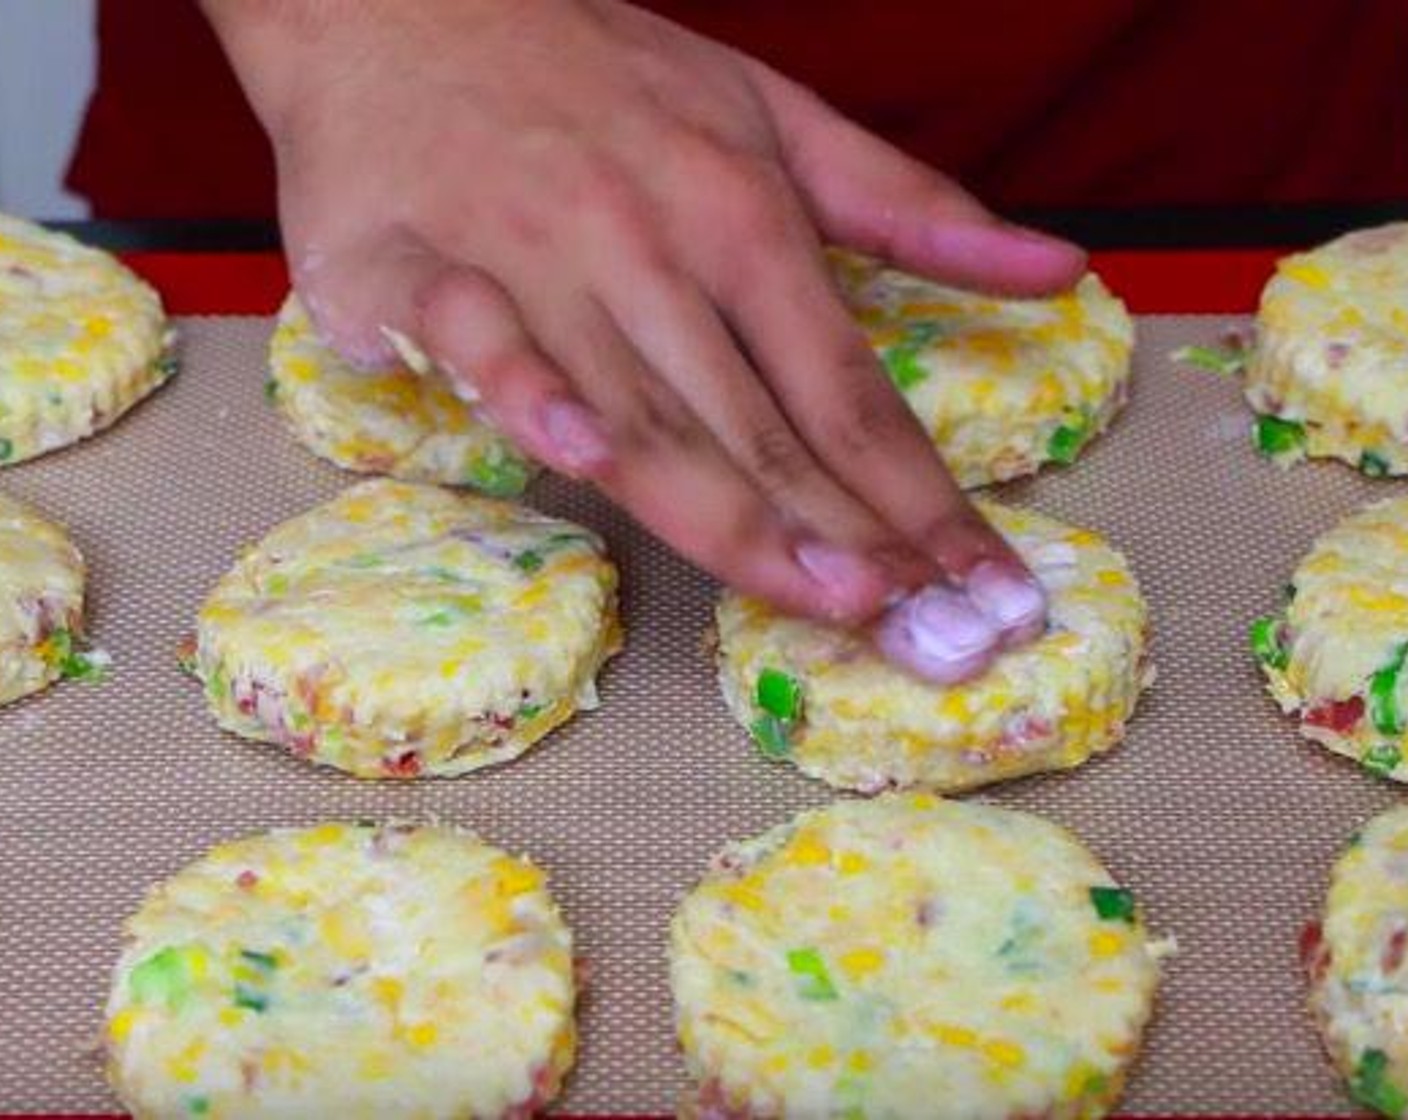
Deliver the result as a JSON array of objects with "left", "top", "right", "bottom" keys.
[{"left": 68, "top": 0, "right": 1408, "bottom": 220}]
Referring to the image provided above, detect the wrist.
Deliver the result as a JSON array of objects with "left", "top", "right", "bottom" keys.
[{"left": 199, "top": 1, "right": 379, "bottom": 141}]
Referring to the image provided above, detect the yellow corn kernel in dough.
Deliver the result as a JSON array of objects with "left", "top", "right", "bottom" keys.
[
  {"left": 108, "top": 1007, "right": 140, "bottom": 1043},
  {"left": 1279, "top": 260, "right": 1331, "bottom": 289},
  {"left": 402, "top": 1022, "right": 439, "bottom": 1049},
  {"left": 783, "top": 832, "right": 830, "bottom": 867},
  {"left": 838, "top": 947, "right": 885, "bottom": 980},
  {"left": 983, "top": 1039, "right": 1026, "bottom": 1070}
]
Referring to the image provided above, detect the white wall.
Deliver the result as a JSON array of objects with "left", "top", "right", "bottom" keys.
[{"left": 0, "top": 0, "right": 97, "bottom": 219}]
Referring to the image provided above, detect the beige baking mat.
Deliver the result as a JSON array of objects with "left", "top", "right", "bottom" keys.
[{"left": 0, "top": 315, "right": 1396, "bottom": 1115}]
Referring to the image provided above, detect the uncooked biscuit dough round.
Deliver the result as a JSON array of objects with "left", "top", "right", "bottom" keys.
[
  {"left": 0, "top": 492, "right": 87, "bottom": 706},
  {"left": 833, "top": 250, "right": 1134, "bottom": 488},
  {"left": 105, "top": 822, "right": 577, "bottom": 1119},
  {"left": 1254, "top": 494, "right": 1408, "bottom": 783},
  {"left": 671, "top": 794, "right": 1163, "bottom": 1119},
  {"left": 0, "top": 212, "right": 174, "bottom": 465},
  {"left": 1306, "top": 806, "right": 1408, "bottom": 1116},
  {"left": 188, "top": 478, "right": 621, "bottom": 778},
  {"left": 716, "top": 501, "right": 1150, "bottom": 793},
  {"left": 1245, "top": 222, "right": 1408, "bottom": 474},
  {"left": 268, "top": 295, "right": 535, "bottom": 496}
]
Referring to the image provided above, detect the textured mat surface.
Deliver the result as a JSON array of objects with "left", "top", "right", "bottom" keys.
[{"left": 0, "top": 315, "right": 1393, "bottom": 1114}]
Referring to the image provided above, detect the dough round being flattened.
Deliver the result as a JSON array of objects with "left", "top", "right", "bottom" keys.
[
  {"left": 105, "top": 822, "right": 576, "bottom": 1120},
  {"left": 269, "top": 295, "right": 536, "bottom": 496},
  {"left": 0, "top": 212, "right": 174, "bottom": 465},
  {"left": 1246, "top": 223, "right": 1408, "bottom": 474},
  {"left": 1306, "top": 806, "right": 1408, "bottom": 1116},
  {"left": 716, "top": 501, "right": 1150, "bottom": 793},
  {"left": 1254, "top": 495, "right": 1408, "bottom": 783},
  {"left": 189, "top": 478, "right": 621, "bottom": 778},
  {"left": 671, "top": 794, "right": 1162, "bottom": 1120},
  {"left": 0, "top": 492, "right": 86, "bottom": 706},
  {"left": 833, "top": 250, "right": 1134, "bottom": 488}
]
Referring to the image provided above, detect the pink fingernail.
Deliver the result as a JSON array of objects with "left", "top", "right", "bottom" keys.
[
  {"left": 538, "top": 399, "right": 612, "bottom": 476},
  {"left": 438, "top": 358, "right": 482, "bottom": 404},
  {"left": 875, "top": 584, "right": 1000, "bottom": 685},
  {"left": 795, "top": 541, "right": 890, "bottom": 620},
  {"left": 966, "top": 561, "right": 1048, "bottom": 647}
]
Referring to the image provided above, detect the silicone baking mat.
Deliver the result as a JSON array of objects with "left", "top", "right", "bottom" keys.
[{"left": 0, "top": 315, "right": 1395, "bottom": 1115}]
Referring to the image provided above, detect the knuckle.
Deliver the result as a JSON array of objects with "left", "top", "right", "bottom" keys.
[
  {"left": 745, "top": 424, "right": 814, "bottom": 492},
  {"left": 705, "top": 155, "right": 789, "bottom": 239},
  {"left": 572, "top": 150, "right": 645, "bottom": 220},
  {"left": 819, "top": 357, "right": 923, "bottom": 455},
  {"left": 913, "top": 501, "right": 988, "bottom": 560},
  {"left": 614, "top": 392, "right": 703, "bottom": 458},
  {"left": 417, "top": 265, "right": 497, "bottom": 325}
]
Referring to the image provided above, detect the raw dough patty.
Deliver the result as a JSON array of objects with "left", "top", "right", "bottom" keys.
[
  {"left": 188, "top": 478, "right": 620, "bottom": 778},
  {"left": 1253, "top": 495, "right": 1408, "bottom": 782},
  {"left": 0, "top": 212, "right": 174, "bottom": 465},
  {"left": 1245, "top": 222, "right": 1408, "bottom": 474},
  {"left": 834, "top": 250, "right": 1134, "bottom": 488},
  {"left": 1304, "top": 806, "right": 1408, "bottom": 1116},
  {"left": 716, "top": 501, "right": 1150, "bottom": 793},
  {"left": 0, "top": 492, "right": 87, "bottom": 706},
  {"left": 671, "top": 794, "right": 1163, "bottom": 1119},
  {"left": 268, "top": 295, "right": 535, "bottom": 496},
  {"left": 106, "top": 822, "right": 576, "bottom": 1119}
]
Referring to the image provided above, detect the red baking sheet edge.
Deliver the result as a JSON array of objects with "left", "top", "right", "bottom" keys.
[
  {"left": 9, "top": 246, "right": 1300, "bottom": 1120},
  {"left": 119, "top": 248, "right": 1286, "bottom": 317}
]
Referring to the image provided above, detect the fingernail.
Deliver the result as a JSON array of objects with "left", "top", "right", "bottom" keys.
[
  {"left": 538, "top": 399, "right": 612, "bottom": 476},
  {"left": 437, "top": 357, "right": 482, "bottom": 403},
  {"left": 795, "top": 541, "right": 890, "bottom": 620},
  {"left": 875, "top": 584, "right": 999, "bottom": 685},
  {"left": 965, "top": 561, "right": 1048, "bottom": 647},
  {"left": 378, "top": 325, "right": 434, "bottom": 378}
]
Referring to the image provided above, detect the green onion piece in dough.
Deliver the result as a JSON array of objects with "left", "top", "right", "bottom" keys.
[
  {"left": 1089, "top": 885, "right": 1137, "bottom": 924},
  {"left": 786, "top": 947, "right": 839, "bottom": 1001},
  {"left": 1369, "top": 644, "right": 1408, "bottom": 737},
  {"left": 1047, "top": 416, "right": 1091, "bottom": 465},
  {"left": 751, "top": 714, "right": 793, "bottom": 760},
  {"left": 883, "top": 346, "right": 929, "bottom": 391},
  {"left": 1254, "top": 415, "right": 1307, "bottom": 459},
  {"left": 0, "top": 438, "right": 12, "bottom": 462},
  {"left": 1364, "top": 743, "right": 1404, "bottom": 779},
  {"left": 44, "top": 627, "right": 106, "bottom": 682},
  {"left": 881, "top": 322, "right": 941, "bottom": 391},
  {"left": 239, "top": 948, "right": 279, "bottom": 972},
  {"left": 513, "top": 550, "right": 545, "bottom": 574},
  {"left": 1362, "top": 451, "right": 1393, "bottom": 478},
  {"left": 233, "top": 983, "right": 270, "bottom": 1013},
  {"left": 1249, "top": 616, "right": 1290, "bottom": 671},
  {"left": 757, "top": 667, "right": 803, "bottom": 721},
  {"left": 1353, "top": 1049, "right": 1408, "bottom": 1117},
  {"left": 262, "top": 376, "right": 279, "bottom": 403},
  {"left": 467, "top": 452, "right": 532, "bottom": 498},
  {"left": 129, "top": 945, "right": 204, "bottom": 1009},
  {"left": 1172, "top": 344, "right": 1249, "bottom": 377}
]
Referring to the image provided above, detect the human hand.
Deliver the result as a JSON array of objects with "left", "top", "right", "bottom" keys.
[{"left": 206, "top": 0, "right": 1082, "bottom": 682}]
